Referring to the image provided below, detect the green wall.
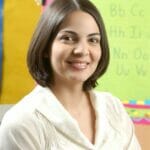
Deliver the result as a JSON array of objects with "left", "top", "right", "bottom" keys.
[{"left": 93, "top": 0, "right": 150, "bottom": 101}]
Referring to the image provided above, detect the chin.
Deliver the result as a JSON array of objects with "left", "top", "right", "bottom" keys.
[{"left": 69, "top": 75, "right": 90, "bottom": 83}]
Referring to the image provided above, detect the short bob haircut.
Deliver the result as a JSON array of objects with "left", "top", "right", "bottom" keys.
[{"left": 27, "top": 0, "right": 110, "bottom": 91}]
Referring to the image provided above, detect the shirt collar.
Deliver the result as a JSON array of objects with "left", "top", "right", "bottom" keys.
[{"left": 34, "top": 85, "right": 95, "bottom": 148}]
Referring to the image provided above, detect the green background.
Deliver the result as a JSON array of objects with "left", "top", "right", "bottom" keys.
[{"left": 92, "top": 0, "right": 150, "bottom": 101}]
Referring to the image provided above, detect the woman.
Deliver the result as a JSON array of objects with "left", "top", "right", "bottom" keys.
[{"left": 0, "top": 0, "right": 141, "bottom": 149}]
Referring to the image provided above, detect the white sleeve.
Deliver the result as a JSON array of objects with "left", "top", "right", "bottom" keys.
[
  {"left": 113, "top": 96, "right": 142, "bottom": 150},
  {"left": 128, "top": 133, "right": 141, "bottom": 150},
  {"left": 124, "top": 113, "right": 141, "bottom": 150},
  {"left": 0, "top": 114, "right": 43, "bottom": 150}
]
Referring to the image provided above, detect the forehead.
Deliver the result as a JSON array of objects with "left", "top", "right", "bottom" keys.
[{"left": 58, "top": 10, "right": 100, "bottom": 34}]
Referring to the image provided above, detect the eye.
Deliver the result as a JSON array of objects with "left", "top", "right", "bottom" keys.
[
  {"left": 88, "top": 37, "right": 100, "bottom": 44},
  {"left": 61, "top": 36, "right": 73, "bottom": 41},
  {"left": 60, "top": 35, "right": 77, "bottom": 44}
]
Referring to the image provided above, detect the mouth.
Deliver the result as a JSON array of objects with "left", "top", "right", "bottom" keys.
[{"left": 66, "top": 60, "right": 90, "bottom": 70}]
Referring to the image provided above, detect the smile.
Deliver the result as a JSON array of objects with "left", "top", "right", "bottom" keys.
[{"left": 67, "top": 61, "right": 90, "bottom": 70}]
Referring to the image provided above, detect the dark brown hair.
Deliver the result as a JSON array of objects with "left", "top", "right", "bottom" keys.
[{"left": 27, "top": 0, "right": 110, "bottom": 90}]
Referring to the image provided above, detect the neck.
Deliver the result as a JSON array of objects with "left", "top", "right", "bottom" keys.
[{"left": 50, "top": 83, "right": 88, "bottom": 110}]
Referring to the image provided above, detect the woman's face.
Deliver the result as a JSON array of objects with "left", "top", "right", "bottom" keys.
[{"left": 50, "top": 11, "right": 101, "bottom": 86}]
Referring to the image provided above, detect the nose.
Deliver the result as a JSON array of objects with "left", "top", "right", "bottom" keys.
[{"left": 72, "top": 40, "right": 89, "bottom": 56}]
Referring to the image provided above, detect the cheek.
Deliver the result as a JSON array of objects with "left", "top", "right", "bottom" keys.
[
  {"left": 93, "top": 48, "right": 102, "bottom": 63},
  {"left": 51, "top": 42, "right": 74, "bottom": 63},
  {"left": 51, "top": 43, "right": 63, "bottom": 61}
]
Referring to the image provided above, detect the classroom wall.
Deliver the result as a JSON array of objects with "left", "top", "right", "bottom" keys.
[
  {"left": 135, "top": 125, "right": 150, "bottom": 150},
  {"left": 0, "top": 0, "right": 40, "bottom": 104}
]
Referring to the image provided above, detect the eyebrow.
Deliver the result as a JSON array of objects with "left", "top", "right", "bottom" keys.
[
  {"left": 60, "top": 30, "right": 101, "bottom": 37},
  {"left": 88, "top": 33, "right": 101, "bottom": 37}
]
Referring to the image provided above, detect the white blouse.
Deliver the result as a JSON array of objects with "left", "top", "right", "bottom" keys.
[{"left": 0, "top": 85, "right": 141, "bottom": 150}]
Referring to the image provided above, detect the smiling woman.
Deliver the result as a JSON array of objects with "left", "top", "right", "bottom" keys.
[{"left": 0, "top": 0, "right": 141, "bottom": 149}]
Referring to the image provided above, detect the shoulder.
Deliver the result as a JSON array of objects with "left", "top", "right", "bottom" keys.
[
  {"left": 0, "top": 85, "right": 53, "bottom": 149},
  {"left": 92, "top": 90, "right": 132, "bottom": 123},
  {"left": 0, "top": 104, "right": 42, "bottom": 136},
  {"left": 92, "top": 90, "right": 136, "bottom": 143},
  {"left": 0, "top": 110, "right": 42, "bottom": 147},
  {"left": 0, "top": 85, "right": 48, "bottom": 133},
  {"left": 92, "top": 90, "right": 124, "bottom": 112},
  {"left": 1, "top": 85, "right": 47, "bottom": 123},
  {"left": 0, "top": 109, "right": 45, "bottom": 149}
]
